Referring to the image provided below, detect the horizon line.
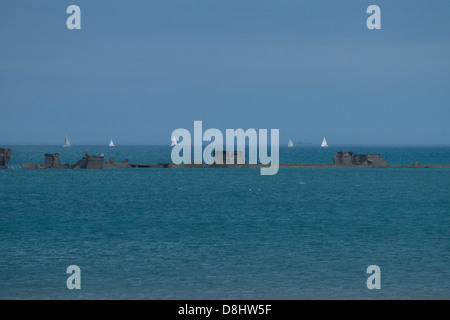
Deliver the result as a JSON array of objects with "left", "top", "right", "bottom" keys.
[{"left": 2, "top": 143, "right": 450, "bottom": 147}]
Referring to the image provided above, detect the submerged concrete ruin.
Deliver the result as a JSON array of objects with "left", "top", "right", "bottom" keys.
[
  {"left": 0, "top": 148, "right": 11, "bottom": 169},
  {"left": 16, "top": 150, "right": 450, "bottom": 170},
  {"left": 22, "top": 153, "right": 131, "bottom": 169},
  {"left": 333, "top": 151, "right": 390, "bottom": 168}
]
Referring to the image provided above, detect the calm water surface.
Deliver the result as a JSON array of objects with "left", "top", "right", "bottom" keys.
[{"left": 1, "top": 146, "right": 449, "bottom": 299}]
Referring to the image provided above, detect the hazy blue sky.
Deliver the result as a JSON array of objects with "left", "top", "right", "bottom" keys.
[{"left": 1, "top": 0, "right": 449, "bottom": 145}]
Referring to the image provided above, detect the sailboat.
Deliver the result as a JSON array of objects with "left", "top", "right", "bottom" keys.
[
  {"left": 288, "top": 139, "right": 294, "bottom": 147},
  {"left": 171, "top": 135, "right": 178, "bottom": 146},
  {"left": 321, "top": 137, "right": 328, "bottom": 148},
  {"left": 109, "top": 139, "right": 115, "bottom": 147},
  {"left": 63, "top": 135, "right": 72, "bottom": 147}
]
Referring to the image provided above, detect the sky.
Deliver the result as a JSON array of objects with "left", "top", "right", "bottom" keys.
[{"left": 1, "top": 0, "right": 449, "bottom": 145}]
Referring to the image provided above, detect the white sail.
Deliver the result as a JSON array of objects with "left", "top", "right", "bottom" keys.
[
  {"left": 109, "top": 139, "right": 115, "bottom": 147},
  {"left": 63, "top": 135, "right": 71, "bottom": 147},
  {"left": 321, "top": 137, "right": 328, "bottom": 147},
  {"left": 171, "top": 135, "right": 178, "bottom": 146},
  {"left": 288, "top": 139, "right": 294, "bottom": 147}
]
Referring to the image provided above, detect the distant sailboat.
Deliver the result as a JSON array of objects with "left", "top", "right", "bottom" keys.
[
  {"left": 288, "top": 139, "right": 294, "bottom": 147},
  {"left": 109, "top": 139, "right": 115, "bottom": 147},
  {"left": 171, "top": 135, "right": 178, "bottom": 146},
  {"left": 321, "top": 137, "right": 328, "bottom": 148},
  {"left": 63, "top": 135, "right": 72, "bottom": 147}
]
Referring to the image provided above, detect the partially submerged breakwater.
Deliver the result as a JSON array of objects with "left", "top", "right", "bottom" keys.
[
  {"left": 13, "top": 150, "right": 450, "bottom": 169},
  {"left": 21, "top": 153, "right": 131, "bottom": 169}
]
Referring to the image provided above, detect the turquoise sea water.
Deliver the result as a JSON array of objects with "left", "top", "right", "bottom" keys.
[{"left": 1, "top": 145, "right": 450, "bottom": 299}]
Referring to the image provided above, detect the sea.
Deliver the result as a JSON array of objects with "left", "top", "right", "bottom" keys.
[{"left": 1, "top": 145, "right": 450, "bottom": 299}]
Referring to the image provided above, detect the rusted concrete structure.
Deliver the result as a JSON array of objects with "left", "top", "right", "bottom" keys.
[
  {"left": 0, "top": 148, "right": 11, "bottom": 169},
  {"left": 333, "top": 151, "right": 390, "bottom": 168},
  {"left": 104, "top": 158, "right": 132, "bottom": 169},
  {"left": 22, "top": 153, "right": 71, "bottom": 169},
  {"left": 72, "top": 154, "right": 104, "bottom": 169},
  {"left": 211, "top": 150, "right": 246, "bottom": 167},
  {"left": 23, "top": 153, "right": 104, "bottom": 169},
  {"left": 18, "top": 150, "right": 450, "bottom": 170}
]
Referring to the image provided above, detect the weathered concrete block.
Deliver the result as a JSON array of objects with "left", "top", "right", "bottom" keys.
[
  {"left": 0, "top": 148, "right": 11, "bottom": 169},
  {"left": 212, "top": 150, "right": 245, "bottom": 165},
  {"left": 333, "top": 152, "right": 389, "bottom": 168},
  {"left": 44, "top": 153, "right": 64, "bottom": 168},
  {"left": 73, "top": 154, "right": 104, "bottom": 169}
]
